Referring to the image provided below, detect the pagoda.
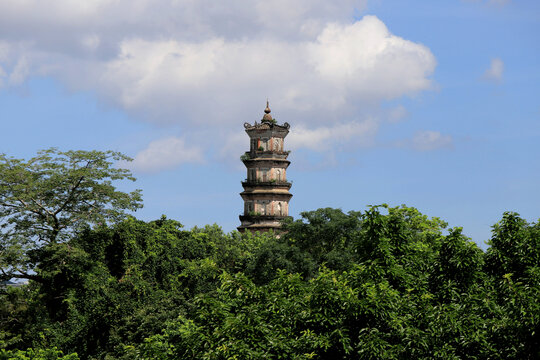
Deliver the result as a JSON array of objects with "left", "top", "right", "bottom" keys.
[{"left": 238, "top": 102, "right": 293, "bottom": 232}]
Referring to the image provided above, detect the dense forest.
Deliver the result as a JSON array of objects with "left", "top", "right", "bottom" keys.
[{"left": 1, "top": 150, "right": 538, "bottom": 359}]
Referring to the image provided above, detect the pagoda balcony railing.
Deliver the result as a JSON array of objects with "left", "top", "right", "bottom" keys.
[
  {"left": 252, "top": 149, "right": 291, "bottom": 155},
  {"left": 240, "top": 151, "right": 290, "bottom": 161},
  {"left": 239, "top": 214, "right": 292, "bottom": 221},
  {"left": 241, "top": 179, "right": 292, "bottom": 187}
]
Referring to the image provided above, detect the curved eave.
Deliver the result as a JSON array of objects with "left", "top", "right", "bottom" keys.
[
  {"left": 239, "top": 215, "right": 292, "bottom": 222},
  {"left": 242, "top": 159, "right": 291, "bottom": 166},
  {"left": 241, "top": 181, "right": 292, "bottom": 190},
  {"left": 240, "top": 189, "right": 293, "bottom": 196},
  {"left": 242, "top": 150, "right": 290, "bottom": 159},
  {"left": 244, "top": 123, "right": 290, "bottom": 132}
]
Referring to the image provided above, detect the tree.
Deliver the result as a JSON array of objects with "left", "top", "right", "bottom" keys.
[
  {"left": 0, "top": 148, "right": 142, "bottom": 282},
  {"left": 484, "top": 212, "right": 540, "bottom": 359},
  {"left": 0, "top": 347, "right": 79, "bottom": 359}
]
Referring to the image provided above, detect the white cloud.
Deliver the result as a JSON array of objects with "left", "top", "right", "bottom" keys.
[
  {"left": 0, "top": 1, "right": 440, "bottom": 164},
  {"left": 127, "top": 137, "right": 204, "bottom": 173},
  {"left": 411, "top": 131, "right": 453, "bottom": 151},
  {"left": 81, "top": 34, "right": 101, "bottom": 52},
  {"left": 0, "top": 64, "right": 6, "bottom": 86},
  {"left": 56, "top": 15, "right": 433, "bottom": 129},
  {"left": 0, "top": 0, "right": 368, "bottom": 46},
  {"left": 387, "top": 105, "right": 408, "bottom": 123},
  {"left": 308, "top": 17, "right": 435, "bottom": 101},
  {"left": 8, "top": 56, "right": 29, "bottom": 86},
  {"left": 288, "top": 119, "right": 378, "bottom": 151},
  {"left": 483, "top": 58, "right": 504, "bottom": 82},
  {"left": 0, "top": 42, "right": 9, "bottom": 62},
  {"left": 220, "top": 132, "right": 247, "bottom": 165}
]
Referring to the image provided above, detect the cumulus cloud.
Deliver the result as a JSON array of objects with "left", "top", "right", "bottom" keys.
[
  {"left": 0, "top": 67, "right": 6, "bottom": 88},
  {"left": 70, "top": 16, "right": 434, "bottom": 128},
  {"left": 0, "top": 0, "right": 368, "bottom": 53},
  {"left": 483, "top": 58, "right": 504, "bottom": 82},
  {"left": 8, "top": 56, "right": 29, "bottom": 86},
  {"left": 288, "top": 119, "right": 378, "bottom": 151},
  {"left": 308, "top": 18, "right": 435, "bottom": 101},
  {"left": 386, "top": 105, "right": 408, "bottom": 123},
  {"left": 411, "top": 131, "right": 453, "bottom": 151},
  {"left": 127, "top": 137, "right": 204, "bottom": 173},
  {"left": 0, "top": 0, "right": 440, "bottom": 165}
]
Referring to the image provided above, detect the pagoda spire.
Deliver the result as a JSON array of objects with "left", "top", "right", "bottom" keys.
[{"left": 262, "top": 100, "right": 273, "bottom": 122}]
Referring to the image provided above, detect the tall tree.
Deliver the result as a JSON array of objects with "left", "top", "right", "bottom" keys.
[{"left": 0, "top": 148, "right": 142, "bottom": 282}]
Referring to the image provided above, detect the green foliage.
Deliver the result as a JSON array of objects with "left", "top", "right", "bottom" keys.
[
  {"left": 137, "top": 207, "right": 539, "bottom": 359},
  {"left": 483, "top": 212, "right": 540, "bottom": 359},
  {"left": 0, "top": 214, "right": 277, "bottom": 358},
  {"left": 134, "top": 206, "right": 538, "bottom": 359},
  {"left": 0, "top": 148, "right": 142, "bottom": 283},
  {"left": 0, "top": 150, "right": 537, "bottom": 360},
  {"left": 0, "top": 347, "right": 78, "bottom": 360}
]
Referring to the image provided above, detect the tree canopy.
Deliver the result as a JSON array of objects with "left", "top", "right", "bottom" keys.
[
  {"left": 0, "top": 150, "right": 538, "bottom": 359},
  {"left": 0, "top": 148, "right": 142, "bottom": 282}
]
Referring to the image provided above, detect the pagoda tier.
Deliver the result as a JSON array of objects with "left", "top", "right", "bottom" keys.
[{"left": 238, "top": 103, "right": 293, "bottom": 233}]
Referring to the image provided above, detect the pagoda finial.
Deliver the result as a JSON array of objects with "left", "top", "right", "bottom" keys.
[{"left": 263, "top": 100, "right": 273, "bottom": 121}]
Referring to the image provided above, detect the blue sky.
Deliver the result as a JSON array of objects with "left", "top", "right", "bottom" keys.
[{"left": 0, "top": 0, "right": 538, "bottom": 248}]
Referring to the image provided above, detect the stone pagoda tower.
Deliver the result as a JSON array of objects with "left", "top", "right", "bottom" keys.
[{"left": 238, "top": 102, "right": 292, "bottom": 233}]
